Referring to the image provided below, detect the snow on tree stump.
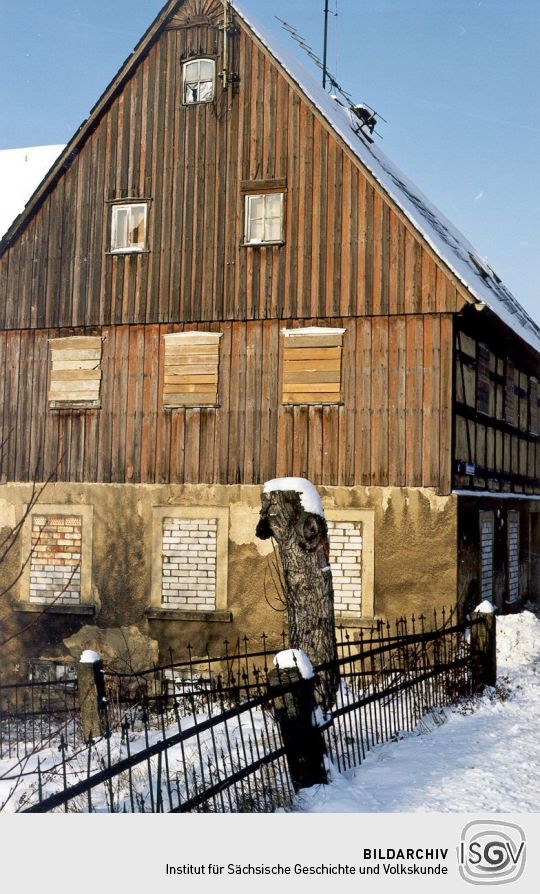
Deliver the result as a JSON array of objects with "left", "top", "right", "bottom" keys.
[
  {"left": 256, "top": 478, "right": 338, "bottom": 707},
  {"left": 268, "top": 650, "right": 327, "bottom": 791},
  {"left": 77, "top": 649, "right": 107, "bottom": 741}
]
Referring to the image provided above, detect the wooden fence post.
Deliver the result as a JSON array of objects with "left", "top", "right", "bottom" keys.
[
  {"left": 470, "top": 612, "right": 497, "bottom": 691},
  {"left": 267, "top": 665, "right": 327, "bottom": 792},
  {"left": 77, "top": 650, "right": 107, "bottom": 741}
]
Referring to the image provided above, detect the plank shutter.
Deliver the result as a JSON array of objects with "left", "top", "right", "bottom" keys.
[
  {"left": 163, "top": 332, "right": 222, "bottom": 407},
  {"left": 48, "top": 336, "right": 103, "bottom": 408},
  {"left": 476, "top": 343, "right": 490, "bottom": 415},
  {"left": 282, "top": 327, "right": 345, "bottom": 405},
  {"left": 530, "top": 378, "right": 539, "bottom": 436},
  {"left": 504, "top": 359, "right": 517, "bottom": 426}
]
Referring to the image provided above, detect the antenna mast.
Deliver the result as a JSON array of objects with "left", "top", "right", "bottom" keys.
[{"left": 322, "top": 1, "right": 330, "bottom": 90}]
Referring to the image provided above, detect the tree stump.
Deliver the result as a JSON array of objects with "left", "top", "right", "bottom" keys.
[{"left": 256, "top": 485, "right": 338, "bottom": 706}]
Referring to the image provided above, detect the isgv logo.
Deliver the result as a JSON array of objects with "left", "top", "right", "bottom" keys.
[{"left": 458, "top": 821, "right": 526, "bottom": 885}]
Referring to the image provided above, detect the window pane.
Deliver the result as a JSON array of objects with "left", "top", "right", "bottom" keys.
[
  {"left": 198, "top": 80, "right": 214, "bottom": 102},
  {"left": 183, "top": 60, "right": 199, "bottom": 83},
  {"left": 112, "top": 208, "right": 129, "bottom": 250},
  {"left": 248, "top": 218, "right": 264, "bottom": 242},
  {"left": 265, "top": 193, "right": 282, "bottom": 217},
  {"left": 265, "top": 215, "right": 282, "bottom": 242},
  {"left": 248, "top": 195, "right": 264, "bottom": 221},
  {"left": 129, "top": 206, "right": 146, "bottom": 249},
  {"left": 184, "top": 82, "right": 199, "bottom": 104},
  {"left": 199, "top": 60, "right": 214, "bottom": 80}
]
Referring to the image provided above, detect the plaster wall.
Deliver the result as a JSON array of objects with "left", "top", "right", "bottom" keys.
[{"left": 0, "top": 482, "right": 458, "bottom": 676}]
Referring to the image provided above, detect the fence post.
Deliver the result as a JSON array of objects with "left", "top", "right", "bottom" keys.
[
  {"left": 470, "top": 612, "right": 497, "bottom": 691},
  {"left": 77, "top": 650, "right": 107, "bottom": 741},
  {"left": 267, "top": 665, "right": 327, "bottom": 792}
]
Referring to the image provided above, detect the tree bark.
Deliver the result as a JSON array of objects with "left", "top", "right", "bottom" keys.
[{"left": 256, "top": 489, "right": 337, "bottom": 704}]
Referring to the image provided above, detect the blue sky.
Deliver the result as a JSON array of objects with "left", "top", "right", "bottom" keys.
[{"left": 0, "top": 0, "right": 538, "bottom": 321}]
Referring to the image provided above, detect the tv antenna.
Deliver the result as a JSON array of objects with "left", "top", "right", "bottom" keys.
[{"left": 275, "top": 16, "right": 387, "bottom": 142}]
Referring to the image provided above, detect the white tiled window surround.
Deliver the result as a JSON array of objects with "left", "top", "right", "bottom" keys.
[
  {"left": 479, "top": 510, "right": 495, "bottom": 602},
  {"left": 326, "top": 509, "right": 375, "bottom": 621},
  {"left": 507, "top": 510, "right": 520, "bottom": 604},
  {"left": 150, "top": 506, "right": 229, "bottom": 619},
  {"left": 19, "top": 503, "right": 94, "bottom": 612},
  {"left": 29, "top": 514, "right": 82, "bottom": 605},
  {"left": 162, "top": 517, "right": 217, "bottom": 610}
]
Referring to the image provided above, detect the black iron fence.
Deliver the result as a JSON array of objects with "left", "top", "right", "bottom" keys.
[
  {"left": 0, "top": 664, "right": 79, "bottom": 760},
  {"left": 19, "top": 608, "right": 495, "bottom": 813}
]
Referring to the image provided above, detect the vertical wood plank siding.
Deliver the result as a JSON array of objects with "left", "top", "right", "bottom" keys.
[
  {"left": 0, "top": 317, "right": 457, "bottom": 491},
  {"left": 0, "top": 23, "right": 466, "bottom": 330}
]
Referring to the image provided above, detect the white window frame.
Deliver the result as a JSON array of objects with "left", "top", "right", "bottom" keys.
[
  {"left": 110, "top": 202, "right": 148, "bottom": 253},
  {"left": 244, "top": 193, "right": 285, "bottom": 245},
  {"left": 182, "top": 58, "right": 216, "bottom": 105}
]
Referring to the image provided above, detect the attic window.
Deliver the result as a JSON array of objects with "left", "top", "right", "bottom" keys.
[
  {"left": 183, "top": 58, "right": 215, "bottom": 104},
  {"left": 110, "top": 203, "right": 147, "bottom": 253},
  {"left": 244, "top": 193, "right": 285, "bottom": 245},
  {"left": 163, "top": 332, "right": 222, "bottom": 408},
  {"left": 281, "top": 327, "right": 345, "bottom": 405},
  {"left": 48, "top": 336, "right": 103, "bottom": 409}
]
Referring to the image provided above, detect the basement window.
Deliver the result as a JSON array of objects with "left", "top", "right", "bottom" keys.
[
  {"left": 110, "top": 202, "right": 147, "bottom": 253},
  {"left": 182, "top": 58, "right": 215, "bottom": 104},
  {"left": 244, "top": 193, "right": 284, "bottom": 245}
]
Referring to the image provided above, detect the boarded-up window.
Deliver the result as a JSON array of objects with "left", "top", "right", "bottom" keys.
[
  {"left": 530, "top": 378, "right": 539, "bottom": 435},
  {"left": 282, "top": 327, "right": 345, "bottom": 405},
  {"left": 504, "top": 359, "right": 517, "bottom": 426},
  {"left": 48, "top": 336, "right": 103, "bottom": 408},
  {"left": 476, "top": 343, "right": 490, "bottom": 415},
  {"left": 163, "top": 332, "right": 222, "bottom": 407}
]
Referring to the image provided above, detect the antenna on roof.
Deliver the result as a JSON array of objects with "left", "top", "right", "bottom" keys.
[
  {"left": 322, "top": 1, "right": 330, "bottom": 90},
  {"left": 275, "top": 16, "right": 387, "bottom": 142}
]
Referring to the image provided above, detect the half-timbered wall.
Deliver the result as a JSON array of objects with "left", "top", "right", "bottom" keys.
[
  {"left": 0, "top": 11, "right": 466, "bottom": 330},
  {"left": 454, "top": 325, "right": 540, "bottom": 494},
  {"left": 0, "top": 315, "right": 453, "bottom": 491}
]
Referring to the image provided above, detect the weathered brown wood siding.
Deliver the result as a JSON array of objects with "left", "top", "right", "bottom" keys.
[
  {"left": 0, "top": 20, "right": 467, "bottom": 331},
  {"left": 0, "top": 316, "right": 453, "bottom": 490}
]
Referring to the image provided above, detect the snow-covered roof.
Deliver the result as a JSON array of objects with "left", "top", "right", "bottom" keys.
[
  {"left": 233, "top": 2, "right": 540, "bottom": 354},
  {"left": 0, "top": 145, "right": 65, "bottom": 239}
]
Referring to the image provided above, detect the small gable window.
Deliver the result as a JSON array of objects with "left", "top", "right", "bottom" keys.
[
  {"left": 244, "top": 193, "right": 284, "bottom": 245},
  {"left": 110, "top": 203, "right": 147, "bottom": 253},
  {"left": 183, "top": 58, "right": 215, "bottom": 105}
]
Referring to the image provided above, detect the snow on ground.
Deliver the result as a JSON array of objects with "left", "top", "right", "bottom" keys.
[
  {"left": 296, "top": 610, "right": 540, "bottom": 813},
  {"left": 0, "top": 145, "right": 64, "bottom": 237}
]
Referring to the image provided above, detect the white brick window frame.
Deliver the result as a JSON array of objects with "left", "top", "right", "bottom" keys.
[
  {"left": 18, "top": 503, "right": 95, "bottom": 615},
  {"left": 149, "top": 506, "right": 230, "bottom": 621},
  {"left": 326, "top": 508, "right": 375, "bottom": 623},
  {"left": 479, "top": 510, "right": 495, "bottom": 603}
]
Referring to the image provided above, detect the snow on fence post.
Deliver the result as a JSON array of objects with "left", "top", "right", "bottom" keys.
[
  {"left": 470, "top": 610, "right": 497, "bottom": 690},
  {"left": 77, "top": 650, "right": 107, "bottom": 741},
  {"left": 268, "top": 649, "right": 328, "bottom": 792}
]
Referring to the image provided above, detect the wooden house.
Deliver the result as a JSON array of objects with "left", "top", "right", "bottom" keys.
[{"left": 0, "top": 0, "right": 538, "bottom": 673}]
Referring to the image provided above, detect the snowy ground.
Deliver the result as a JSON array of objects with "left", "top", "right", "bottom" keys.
[{"left": 296, "top": 610, "right": 540, "bottom": 813}]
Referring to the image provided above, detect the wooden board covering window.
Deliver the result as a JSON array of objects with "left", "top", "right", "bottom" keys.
[
  {"left": 163, "top": 332, "right": 222, "bottom": 407},
  {"left": 48, "top": 336, "right": 103, "bottom": 408},
  {"left": 282, "top": 328, "right": 345, "bottom": 405}
]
